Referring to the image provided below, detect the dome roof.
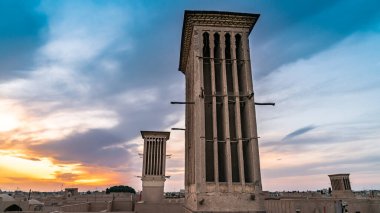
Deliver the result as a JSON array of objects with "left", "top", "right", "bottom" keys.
[
  {"left": 0, "top": 194, "right": 15, "bottom": 202},
  {"left": 28, "top": 199, "right": 43, "bottom": 205}
]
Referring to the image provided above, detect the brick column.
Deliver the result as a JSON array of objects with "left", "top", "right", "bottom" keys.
[
  {"left": 220, "top": 32, "right": 233, "bottom": 191},
  {"left": 242, "top": 33, "right": 262, "bottom": 192}
]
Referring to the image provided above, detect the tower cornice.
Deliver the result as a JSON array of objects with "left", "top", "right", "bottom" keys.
[
  {"left": 141, "top": 131, "right": 170, "bottom": 139},
  {"left": 178, "top": 10, "right": 260, "bottom": 73}
]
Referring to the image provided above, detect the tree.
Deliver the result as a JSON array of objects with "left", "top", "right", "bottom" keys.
[{"left": 105, "top": 185, "right": 136, "bottom": 194}]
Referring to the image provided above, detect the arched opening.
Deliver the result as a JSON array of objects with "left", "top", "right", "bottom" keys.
[{"left": 4, "top": 204, "right": 23, "bottom": 212}]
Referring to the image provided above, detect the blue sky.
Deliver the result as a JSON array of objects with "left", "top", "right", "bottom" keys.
[{"left": 0, "top": 0, "right": 379, "bottom": 191}]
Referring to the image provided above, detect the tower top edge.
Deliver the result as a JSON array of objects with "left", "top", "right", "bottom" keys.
[
  {"left": 184, "top": 10, "right": 260, "bottom": 18},
  {"left": 328, "top": 173, "right": 350, "bottom": 177},
  {"left": 178, "top": 10, "right": 260, "bottom": 72},
  {"left": 140, "top": 131, "right": 171, "bottom": 139}
]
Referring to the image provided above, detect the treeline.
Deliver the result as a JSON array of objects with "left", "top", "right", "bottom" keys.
[{"left": 105, "top": 185, "right": 136, "bottom": 194}]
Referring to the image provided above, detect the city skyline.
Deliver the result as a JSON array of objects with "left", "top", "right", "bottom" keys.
[{"left": 0, "top": 0, "right": 380, "bottom": 192}]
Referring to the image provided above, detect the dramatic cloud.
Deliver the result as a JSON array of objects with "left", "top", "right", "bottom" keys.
[{"left": 0, "top": 0, "right": 379, "bottom": 192}]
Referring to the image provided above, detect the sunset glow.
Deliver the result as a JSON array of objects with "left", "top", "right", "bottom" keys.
[
  {"left": 0, "top": 150, "right": 122, "bottom": 191},
  {"left": 0, "top": 114, "right": 20, "bottom": 132}
]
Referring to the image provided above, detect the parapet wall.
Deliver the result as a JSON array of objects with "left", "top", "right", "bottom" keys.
[
  {"left": 135, "top": 202, "right": 184, "bottom": 213},
  {"left": 112, "top": 200, "right": 134, "bottom": 211},
  {"left": 58, "top": 200, "right": 133, "bottom": 212},
  {"left": 60, "top": 203, "right": 90, "bottom": 212},
  {"left": 264, "top": 198, "right": 380, "bottom": 213}
]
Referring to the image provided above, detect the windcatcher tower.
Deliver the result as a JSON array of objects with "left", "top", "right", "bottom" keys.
[
  {"left": 179, "top": 11, "right": 265, "bottom": 212},
  {"left": 328, "top": 173, "right": 354, "bottom": 198},
  {"left": 140, "top": 131, "right": 170, "bottom": 203}
]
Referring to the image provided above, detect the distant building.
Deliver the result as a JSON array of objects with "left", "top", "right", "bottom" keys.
[
  {"left": 65, "top": 188, "right": 79, "bottom": 197},
  {"left": 0, "top": 194, "right": 22, "bottom": 212},
  {"left": 264, "top": 174, "right": 380, "bottom": 213}
]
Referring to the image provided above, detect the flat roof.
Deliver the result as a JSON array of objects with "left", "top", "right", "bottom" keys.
[
  {"left": 178, "top": 10, "right": 260, "bottom": 73},
  {"left": 328, "top": 173, "right": 350, "bottom": 177}
]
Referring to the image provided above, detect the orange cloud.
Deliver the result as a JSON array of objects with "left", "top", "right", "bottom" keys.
[
  {"left": 0, "top": 97, "right": 131, "bottom": 191},
  {"left": 0, "top": 150, "right": 126, "bottom": 191}
]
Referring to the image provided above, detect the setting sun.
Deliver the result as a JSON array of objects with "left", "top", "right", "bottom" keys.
[{"left": 0, "top": 114, "right": 20, "bottom": 132}]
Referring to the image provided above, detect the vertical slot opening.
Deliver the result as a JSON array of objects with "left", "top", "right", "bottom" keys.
[
  {"left": 148, "top": 140, "right": 152, "bottom": 175},
  {"left": 203, "top": 32, "right": 214, "bottom": 182},
  {"left": 231, "top": 142, "right": 240, "bottom": 182},
  {"left": 153, "top": 139, "right": 157, "bottom": 175},
  {"left": 236, "top": 34, "right": 245, "bottom": 94},
  {"left": 214, "top": 33, "right": 226, "bottom": 182},
  {"left": 144, "top": 140, "right": 148, "bottom": 175},
  {"left": 162, "top": 139, "right": 165, "bottom": 175}
]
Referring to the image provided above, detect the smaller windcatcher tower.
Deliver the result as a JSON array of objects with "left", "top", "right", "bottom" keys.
[
  {"left": 328, "top": 173, "right": 354, "bottom": 198},
  {"left": 140, "top": 131, "right": 170, "bottom": 203}
]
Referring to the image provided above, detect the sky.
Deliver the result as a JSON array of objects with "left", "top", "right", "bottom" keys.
[{"left": 0, "top": 0, "right": 379, "bottom": 192}]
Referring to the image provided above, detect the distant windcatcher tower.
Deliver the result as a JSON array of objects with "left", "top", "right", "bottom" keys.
[
  {"left": 179, "top": 11, "right": 265, "bottom": 212},
  {"left": 328, "top": 173, "right": 354, "bottom": 198},
  {"left": 140, "top": 131, "right": 170, "bottom": 203}
]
